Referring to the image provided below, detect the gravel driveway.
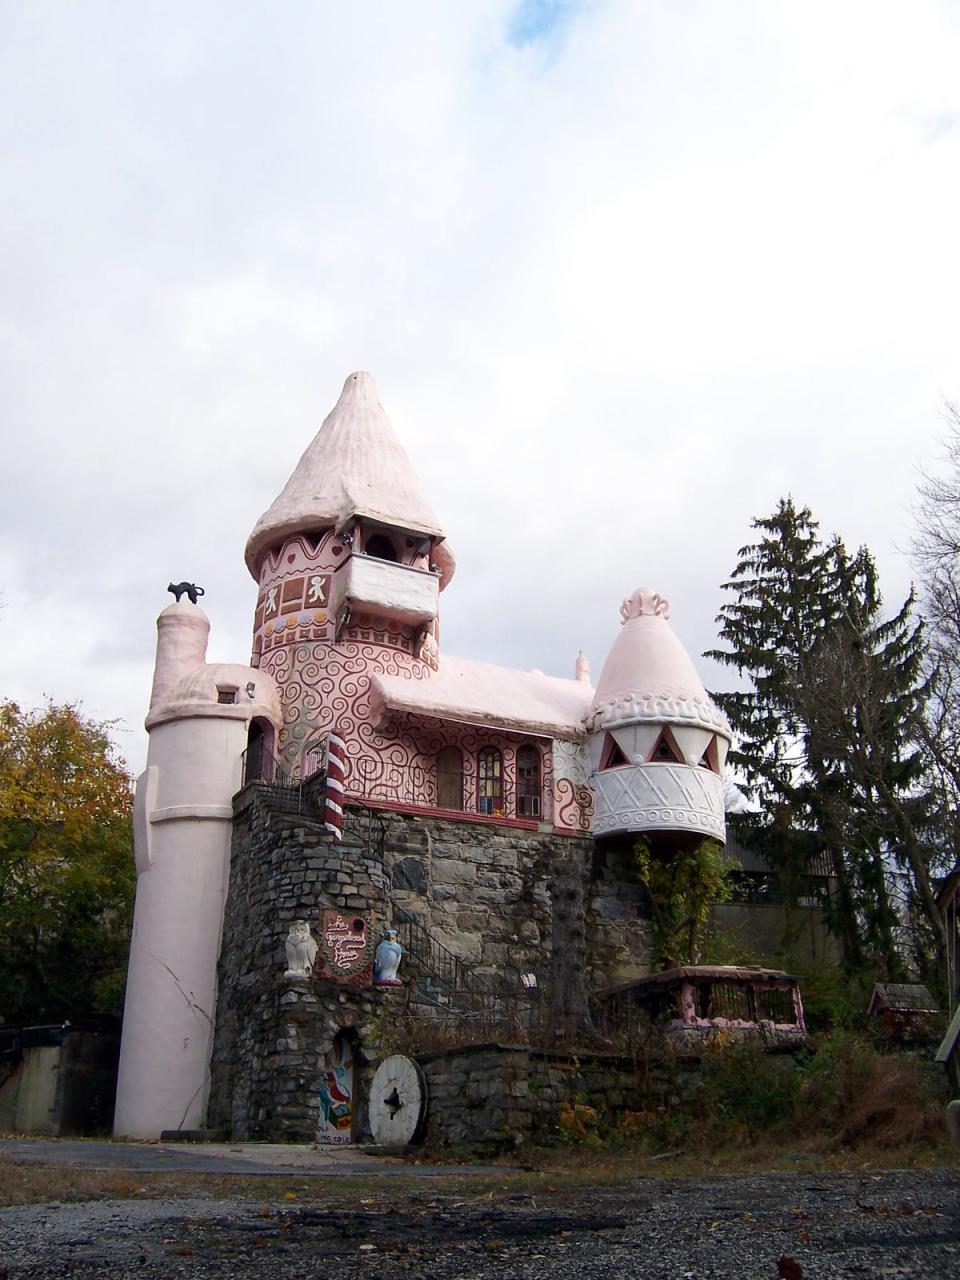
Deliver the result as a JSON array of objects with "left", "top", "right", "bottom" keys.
[{"left": 2, "top": 1168, "right": 958, "bottom": 1279}]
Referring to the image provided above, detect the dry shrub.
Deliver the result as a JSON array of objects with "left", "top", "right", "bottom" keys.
[{"left": 797, "top": 1034, "right": 945, "bottom": 1150}]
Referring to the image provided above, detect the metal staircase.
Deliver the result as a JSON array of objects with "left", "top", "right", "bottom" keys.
[{"left": 390, "top": 903, "right": 539, "bottom": 1035}]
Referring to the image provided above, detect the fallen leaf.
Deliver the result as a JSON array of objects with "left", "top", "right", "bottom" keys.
[{"left": 778, "top": 1254, "right": 804, "bottom": 1280}]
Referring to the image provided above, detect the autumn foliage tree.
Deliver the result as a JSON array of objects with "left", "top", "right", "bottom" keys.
[{"left": 0, "top": 701, "right": 135, "bottom": 1024}]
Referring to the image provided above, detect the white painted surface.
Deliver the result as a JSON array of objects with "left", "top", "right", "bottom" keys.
[
  {"left": 591, "top": 762, "right": 725, "bottom": 841},
  {"left": 114, "top": 612, "right": 282, "bottom": 1139},
  {"left": 368, "top": 1055, "right": 427, "bottom": 1146},
  {"left": 334, "top": 554, "right": 440, "bottom": 625},
  {"left": 588, "top": 587, "right": 731, "bottom": 740},
  {"left": 372, "top": 654, "right": 592, "bottom": 738},
  {"left": 148, "top": 604, "right": 210, "bottom": 718}
]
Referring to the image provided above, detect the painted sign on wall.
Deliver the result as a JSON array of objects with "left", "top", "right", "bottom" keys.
[{"left": 315, "top": 910, "right": 374, "bottom": 985}]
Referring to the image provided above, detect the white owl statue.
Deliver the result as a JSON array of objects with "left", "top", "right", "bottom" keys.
[{"left": 284, "top": 919, "right": 318, "bottom": 978}]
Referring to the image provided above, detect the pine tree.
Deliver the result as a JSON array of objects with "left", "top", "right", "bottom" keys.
[
  {"left": 708, "top": 498, "right": 945, "bottom": 982},
  {"left": 796, "top": 582, "right": 944, "bottom": 981},
  {"left": 706, "top": 499, "right": 864, "bottom": 965}
]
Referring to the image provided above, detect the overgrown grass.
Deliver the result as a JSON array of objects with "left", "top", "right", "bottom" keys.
[{"left": 517, "top": 1033, "right": 951, "bottom": 1165}]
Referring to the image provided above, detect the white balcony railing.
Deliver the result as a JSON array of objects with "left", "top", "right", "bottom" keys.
[
  {"left": 331, "top": 555, "right": 440, "bottom": 626},
  {"left": 591, "top": 762, "right": 725, "bottom": 841}
]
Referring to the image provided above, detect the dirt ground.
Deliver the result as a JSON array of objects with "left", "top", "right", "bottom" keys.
[{"left": 1, "top": 1151, "right": 959, "bottom": 1279}]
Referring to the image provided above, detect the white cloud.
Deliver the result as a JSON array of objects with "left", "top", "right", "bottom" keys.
[{"left": 1, "top": 0, "right": 958, "bottom": 774}]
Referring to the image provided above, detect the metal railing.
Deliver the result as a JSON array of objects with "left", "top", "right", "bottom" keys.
[
  {"left": 242, "top": 744, "right": 295, "bottom": 789},
  {"left": 391, "top": 902, "right": 543, "bottom": 1038},
  {"left": 240, "top": 746, "right": 325, "bottom": 817}
]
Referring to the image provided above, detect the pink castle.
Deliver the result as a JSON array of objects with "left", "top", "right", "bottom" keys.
[{"left": 114, "top": 371, "right": 735, "bottom": 1139}]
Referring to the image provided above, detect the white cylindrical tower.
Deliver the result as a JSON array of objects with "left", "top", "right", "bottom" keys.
[{"left": 114, "top": 605, "right": 281, "bottom": 1138}]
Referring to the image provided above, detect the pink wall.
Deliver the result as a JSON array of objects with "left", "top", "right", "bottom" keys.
[{"left": 251, "top": 531, "right": 591, "bottom": 830}]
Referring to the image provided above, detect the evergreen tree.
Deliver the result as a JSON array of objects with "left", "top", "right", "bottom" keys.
[
  {"left": 706, "top": 499, "right": 863, "bottom": 965},
  {"left": 796, "top": 583, "right": 944, "bottom": 980},
  {"left": 708, "top": 499, "right": 944, "bottom": 981}
]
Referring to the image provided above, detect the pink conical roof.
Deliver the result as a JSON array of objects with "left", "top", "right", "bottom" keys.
[
  {"left": 245, "top": 372, "right": 455, "bottom": 582},
  {"left": 587, "top": 588, "right": 731, "bottom": 737}
]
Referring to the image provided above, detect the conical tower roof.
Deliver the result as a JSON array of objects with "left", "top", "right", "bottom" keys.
[
  {"left": 587, "top": 587, "right": 731, "bottom": 737},
  {"left": 245, "top": 371, "right": 455, "bottom": 583}
]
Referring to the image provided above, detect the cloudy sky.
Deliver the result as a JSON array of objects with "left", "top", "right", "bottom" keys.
[{"left": 2, "top": 0, "right": 959, "bottom": 775}]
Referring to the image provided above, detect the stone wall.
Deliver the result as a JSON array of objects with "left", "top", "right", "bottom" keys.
[
  {"left": 209, "top": 788, "right": 401, "bottom": 1140},
  {"left": 209, "top": 788, "right": 715, "bottom": 1139},
  {"left": 417, "top": 1043, "right": 647, "bottom": 1147},
  {"left": 375, "top": 808, "right": 651, "bottom": 990}
]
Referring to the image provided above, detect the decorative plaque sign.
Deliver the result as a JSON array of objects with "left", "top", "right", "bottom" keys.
[{"left": 315, "top": 910, "right": 374, "bottom": 986}]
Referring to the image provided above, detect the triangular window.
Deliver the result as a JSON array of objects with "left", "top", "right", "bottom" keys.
[
  {"left": 599, "top": 733, "right": 628, "bottom": 770},
  {"left": 698, "top": 737, "right": 720, "bottom": 773},
  {"left": 649, "top": 730, "right": 682, "bottom": 764}
]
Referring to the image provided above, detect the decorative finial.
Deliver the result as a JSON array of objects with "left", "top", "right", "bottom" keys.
[
  {"left": 575, "top": 651, "right": 591, "bottom": 683},
  {"left": 619, "top": 587, "right": 670, "bottom": 624},
  {"left": 167, "top": 582, "right": 205, "bottom": 605}
]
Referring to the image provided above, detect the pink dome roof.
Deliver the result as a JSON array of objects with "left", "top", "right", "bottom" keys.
[
  {"left": 146, "top": 663, "right": 283, "bottom": 729},
  {"left": 245, "top": 372, "right": 455, "bottom": 585},
  {"left": 587, "top": 588, "right": 730, "bottom": 738}
]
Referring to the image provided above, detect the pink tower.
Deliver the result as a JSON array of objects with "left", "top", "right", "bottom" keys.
[{"left": 244, "top": 372, "right": 456, "bottom": 778}]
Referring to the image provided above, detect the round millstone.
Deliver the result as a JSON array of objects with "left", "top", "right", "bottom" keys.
[{"left": 369, "top": 1054, "right": 427, "bottom": 1146}]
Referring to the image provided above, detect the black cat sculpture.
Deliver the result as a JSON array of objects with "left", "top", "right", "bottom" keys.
[{"left": 167, "top": 582, "right": 205, "bottom": 605}]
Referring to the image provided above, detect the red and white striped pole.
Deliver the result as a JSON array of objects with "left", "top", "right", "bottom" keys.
[{"left": 324, "top": 731, "right": 346, "bottom": 840}]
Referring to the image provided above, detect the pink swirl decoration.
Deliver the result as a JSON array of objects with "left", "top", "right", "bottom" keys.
[
  {"left": 270, "top": 636, "right": 572, "bottom": 821},
  {"left": 554, "top": 778, "right": 592, "bottom": 831}
]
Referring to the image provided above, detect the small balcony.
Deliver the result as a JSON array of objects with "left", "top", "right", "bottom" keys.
[
  {"left": 331, "top": 555, "right": 439, "bottom": 626},
  {"left": 591, "top": 762, "right": 725, "bottom": 842}
]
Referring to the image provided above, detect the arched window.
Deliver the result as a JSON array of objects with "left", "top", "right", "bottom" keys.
[
  {"left": 516, "top": 745, "right": 541, "bottom": 817},
  {"left": 244, "top": 717, "right": 275, "bottom": 785},
  {"left": 477, "top": 747, "right": 503, "bottom": 816},
  {"left": 365, "top": 533, "right": 399, "bottom": 562},
  {"left": 437, "top": 746, "right": 464, "bottom": 811}
]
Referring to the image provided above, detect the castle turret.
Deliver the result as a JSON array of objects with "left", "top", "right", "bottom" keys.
[
  {"left": 586, "top": 588, "right": 731, "bottom": 843},
  {"left": 114, "top": 601, "right": 282, "bottom": 1139},
  {"left": 244, "top": 371, "right": 455, "bottom": 772},
  {"left": 147, "top": 602, "right": 210, "bottom": 715}
]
